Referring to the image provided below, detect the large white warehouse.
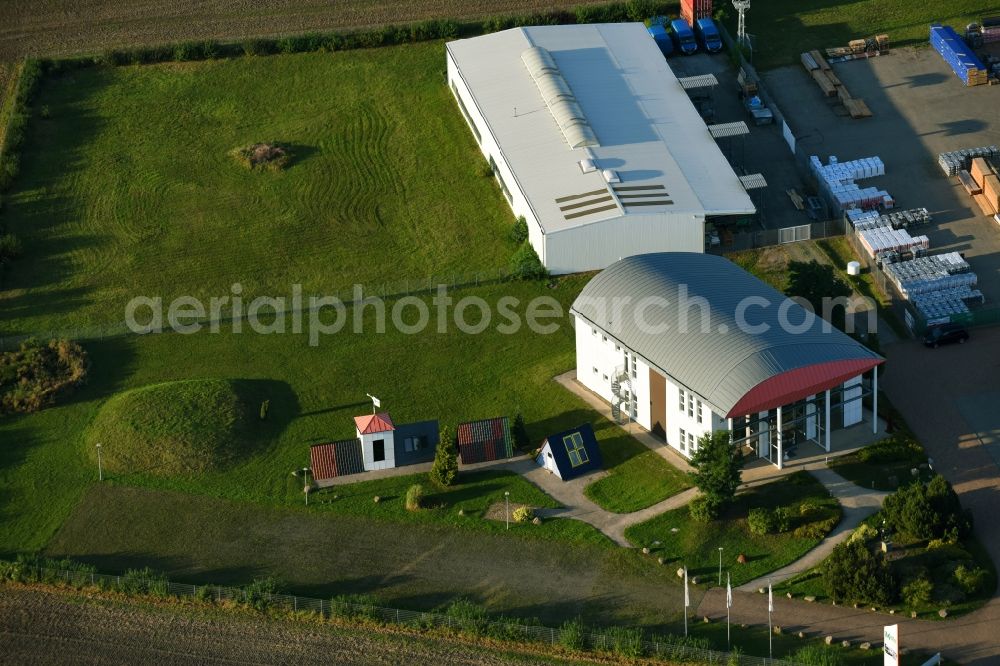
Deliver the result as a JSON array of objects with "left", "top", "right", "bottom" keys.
[
  {"left": 572, "top": 253, "right": 884, "bottom": 468},
  {"left": 446, "top": 23, "right": 756, "bottom": 274}
]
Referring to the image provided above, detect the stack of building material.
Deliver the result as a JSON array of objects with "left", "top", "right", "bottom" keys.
[
  {"left": 930, "top": 24, "right": 989, "bottom": 86},
  {"left": 811, "top": 155, "right": 890, "bottom": 212},
  {"left": 858, "top": 227, "right": 929, "bottom": 259},
  {"left": 848, "top": 207, "right": 931, "bottom": 231},
  {"left": 881, "top": 252, "right": 981, "bottom": 319},
  {"left": 800, "top": 50, "right": 872, "bottom": 117},
  {"left": 937, "top": 145, "right": 1000, "bottom": 176},
  {"left": 680, "top": 0, "right": 712, "bottom": 27},
  {"left": 967, "top": 157, "right": 1000, "bottom": 217}
]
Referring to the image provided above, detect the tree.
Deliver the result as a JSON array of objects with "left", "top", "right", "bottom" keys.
[
  {"left": 688, "top": 431, "right": 744, "bottom": 519},
  {"left": 786, "top": 261, "right": 852, "bottom": 330},
  {"left": 430, "top": 426, "right": 459, "bottom": 487},
  {"left": 823, "top": 540, "right": 896, "bottom": 605},
  {"left": 883, "top": 475, "right": 970, "bottom": 541}
]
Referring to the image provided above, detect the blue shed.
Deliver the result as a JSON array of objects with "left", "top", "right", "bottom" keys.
[
  {"left": 647, "top": 24, "right": 674, "bottom": 56},
  {"left": 536, "top": 423, "right": 603, "bottom": 481}
]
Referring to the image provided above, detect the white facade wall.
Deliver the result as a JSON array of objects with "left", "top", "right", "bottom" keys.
[
  {"left": 544, "top": 211, "right": 705, "bottom": 275},
  {"left": 358, "top": 430, "right": 396, "bottom": 471},
  {"left": 575, "top": 314, "right": 628, "bottom": 408},
  {"left": 536, "top": 443, "right": 562, "bottom": 478},
  {"left": 446, "top": 52, "right": 546, "bottom": 263},
  {"left": 663, "top": 377, "right": 720, "bottom": 458}
]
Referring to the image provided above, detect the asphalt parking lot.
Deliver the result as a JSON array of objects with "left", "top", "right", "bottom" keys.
[
  {"left": 669, "top": 53, "right": 810, "bottom": 230},
  {"left": 763, "top": 46, "right": 1000, "bottom": 302}
]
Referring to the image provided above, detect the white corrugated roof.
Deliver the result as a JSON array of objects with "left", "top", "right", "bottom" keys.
[{"left": 446, "top": 23, "right": 755, "bottom": 234}]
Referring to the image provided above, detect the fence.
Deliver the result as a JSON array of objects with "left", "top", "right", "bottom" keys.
[
  {"left": 0, "top": 266, "right": 539, "bottom": 352},
  {"left": 12, "top": 564, "right": 805, "bottom": 666},
  {"left": 710, "top": 218, "right": 845, "bottom": 253}
]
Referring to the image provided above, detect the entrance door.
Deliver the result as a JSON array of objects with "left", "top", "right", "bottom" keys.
[{"left": 649, "top": 369, "right": 667, "bottom": 439}]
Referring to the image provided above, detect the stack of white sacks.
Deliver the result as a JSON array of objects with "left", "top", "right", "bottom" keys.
[
  {"left": 810, "top": 155, "right": 892, "bottom": 211},
  {"left": 857, "top": 227, "right": 929, "bottom": 258}
]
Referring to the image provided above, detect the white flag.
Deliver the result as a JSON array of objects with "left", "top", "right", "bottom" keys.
[
  {"left": 726, "top": 573, "right": 732, "bottom": 609},
  {"left": 368, "top": 394, "right": 381, "bottom": 409},
  {"left": 684, "top": 567, "right": 690, "bottom": 608},
  {"left": 768, "top": 582, "right": 773, "bottom": 612}
]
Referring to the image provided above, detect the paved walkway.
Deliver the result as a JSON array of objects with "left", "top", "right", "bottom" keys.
[{"left": 737, "top": 466, "right": 887, "bottom": 591}]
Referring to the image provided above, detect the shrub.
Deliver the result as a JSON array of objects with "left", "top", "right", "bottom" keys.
[
  {"left": 849, "top": 522, "right": 878, "bottom": 544},
  {"left": 509, "top": 216, "right": 529, "bottom": 244},
  {"left": 0, "top": 233, "right": 24, "bottom": 262},
  {"left": 747, "top": 507, "right": 774, "bottom": 535},
  {"left": 430, "top": 426, "right": 459, "bottom": 487},
  {"left": 793, "top": 644, "right": 845, "bottom": 666},
  {"left": 773, "top": 506, "right": 792, "bottom": 533},
  {"left": 330, "top": 593, "right": 380, "bottom": 621},
  {"left": 799, "top": 497, "right": 823, "bottom": 517},
  {"left": 512, "top": 506, "right": 534, "bottom": 523},
  {"left": 823, "top": 540, "right": 896, "bottom": 606},
  {"left": 902, "top": 575, "right": 933, "bottom": 607},
  {"left": 230, "top": 142, "right": 291, "bottom": 171},
  {"left": 509, "top": 241, "right": 547, "bottom": 280},
  {"left": 405, "top": 483, "right": 425, "bottom": 511},
  {"left": 241, "top": 38, "right": 275, "bottom": 56},
  {"left": 242, "top": 577, "right": 279, "bottom": 611},
  {"left": 688, "top": 495, "right": 721, "bottom": 523},
  {"left": 511, "top": 412, "right": 529, "bottom": 450},
  {"left": 0, "top": 338, "right": 89, "bottom": 414},
  {"left": 858, "top": 435, "right": 924, "bottom": 464},
  {"left": 688, "top": 431, "right": 745, "bottom": 511},
  {"left": 445, "top": 599, "right": 489, "bottom": 635},
  {"left": 558, "top": 618, "right": 585, "bottom": 650},
  {"left": 606, "top": 626, "right": 644, "bottom": 658},
  {"left": 119, "top": 567, "right": 168, "bottom": 597},
  {"left": 883, "top": 475, "right": 970, "bottom": 541},
  {"left": 793, "top": 515, "right": 838, "bottom": 540},
  {"left": 954, "top": 565, "right": 989, "bottom": 595}
]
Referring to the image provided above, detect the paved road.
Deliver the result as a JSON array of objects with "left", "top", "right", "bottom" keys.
[{"left": 700, "top": 330, "right": 1000, "bottom": 665}]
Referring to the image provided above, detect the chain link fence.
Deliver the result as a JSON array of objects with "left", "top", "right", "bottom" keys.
[{"left": 11, "top": 564, "right": 804, "bottom": 666}]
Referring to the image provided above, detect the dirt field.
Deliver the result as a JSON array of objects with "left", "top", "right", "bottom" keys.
[
  {"left": 0, "top": 0, "right": 618, "bottom": 60},
  {"left": 0, "top": 584, "right": 596, "bottom": 665}
]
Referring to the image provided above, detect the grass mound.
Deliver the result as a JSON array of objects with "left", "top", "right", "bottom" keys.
[{"left": 85, "top": 379, "right": 259, "bottom": 476}]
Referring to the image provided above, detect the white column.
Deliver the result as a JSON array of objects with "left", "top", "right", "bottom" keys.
[
  {"left": 727, "top": 417, "right": 733, "bottom": 443},
  {"left": 824, "top": 389, "right": 831, "bottom": 452},
  {"left": 872, "top": 368, "right": 879, "bottom": 435},
  {"left": 776, "top": 405, "right": 783, "bottom": 470}
]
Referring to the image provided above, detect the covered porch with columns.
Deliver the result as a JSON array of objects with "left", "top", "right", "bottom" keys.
[{"left": 726, "top": 367, "right": 884, "bottom": 470}]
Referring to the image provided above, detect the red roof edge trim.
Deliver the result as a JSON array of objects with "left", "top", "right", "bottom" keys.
[{"left": 726, "top": 358, "right": 884, "bottom": 418}]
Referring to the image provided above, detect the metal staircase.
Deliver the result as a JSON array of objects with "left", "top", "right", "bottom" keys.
[{"left": 610, "top": 365, "right": 633, "bottom": 425}]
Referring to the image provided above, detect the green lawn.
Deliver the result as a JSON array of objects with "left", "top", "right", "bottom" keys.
[
  {"left": 0, "top": 42, "right": 516, "bottom": 335},
  {"left": 625, "top": 472, "right": 841, "bottom": 587},
  {"left": 584, "top": 440, "right": 691, "bottom": 513},
  {"left": 718, "top": 1, "right": 992, "bottom": 70}
]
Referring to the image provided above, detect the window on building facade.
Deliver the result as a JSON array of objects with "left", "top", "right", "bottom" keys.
[
  {"left": 688, "top": 432, "right": 696, "bottom": 451},
  {"left": 592, "top": 366, "right": 598, "bottom": 375},
  {"left": 696, "top": 400, "right": 703, "bottom": 424},
  {"left": 678, "top": 389, "right": 686, "bottom": 411},
  {"left": 678, "top": 428, "right": 687, "bottom": 451},
  {"left": 687, "top": 394, "right": 694, "bottom": 418}
]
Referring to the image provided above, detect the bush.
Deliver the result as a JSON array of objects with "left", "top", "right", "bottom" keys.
[
  {"left": 902, "top": 575, "right": 933, "bottom": 607},
  {"left": 430, "top": 426, "right": 459, "bottom": 487},
  {"left": 883, "top": 475, "right": 970, "bottom": 541},
  {"left": 773, "top": 506, "right": 792, "bottom": 533},
  {"left": 793, "top": 515, "right": 838, "bottom": 540},
  {"left": 119, "top": 567, "right": 168, "bottom": 597},
  {"left": 688, "top": 495, "right": 721, "bottom": 523},
  {"left": 509, "top": 216, "right": 529, "bottom": 244},
  {"left": 858, "top": 435, "right": 924, "bottom": 464},
  {"left": 512, "top": 506, "right": 534, "bottom": 523},
  {"left": 558, "top": 618, "right": 585, "bottom": 650},
  {"left": 511, "top": 412, "right": 529, "bottom": 450},
  {"left": 242, "top": 577, "right": 279, "bottom": 611},
  {"left": 688, "top": 431, "right": 745, "bottom": 511},
  {"left": 849, "top": 522, "right": 878, "bottom": 544},
  {"left": 445, "top": 599, "right": 489, "bottom": 635},
  {"left": 509, "top": 241, "right": 547, "bottom": 280},
  {"left": 823, "top": 540, "right": 896, "bottom": 606},
  {"left": 747, "top": 507, "right": 774, "bottom": 535},
  {"left": 799, "top": 497, "right": 823, "bottom": 517},
  {"left": 793, "top": 644, "right": 845, "bottom": 666},
  {"left": 0, "top": 338, "right": 89, "bottom": 414},
  {"left": 330, "top": 593, "right": 380, "bottom": 621},
  {"left": 230, "top": 142, "right": 291, "bottom": 171},
  {"left": 0, "top": 233, "right": 24, "bottom": 262},
  {"left": 405, "top": 483, "right": 425, "bottom": 511},
  {"left": 606, "top": 626, "right": 644, "bottom": 658},
  {"left": 954, "top": 565, "right": 989, "bottom": 595}
]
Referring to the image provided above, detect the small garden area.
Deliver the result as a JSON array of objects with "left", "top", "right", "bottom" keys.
[
  {"left": 831, "top": 431, "right": 933, "bottom": 492},
  {"left": 625, "top": 471, "right": 841, "bottom": 586},
  {"left": 776, "top": 475, "right": 996, "bottom": 619}
]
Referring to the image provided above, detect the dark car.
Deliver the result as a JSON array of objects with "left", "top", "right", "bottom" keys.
[{"left": 923, "top": 323, "right": 969, "bottom": 348}]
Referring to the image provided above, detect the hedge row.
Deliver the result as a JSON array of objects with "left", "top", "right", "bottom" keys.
[{"left": 0, "top": 59, "right": 42, "bottom": 192}]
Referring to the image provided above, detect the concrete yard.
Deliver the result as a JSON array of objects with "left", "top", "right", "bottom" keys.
[{"left": 763, "top": 46, "right": 1000, "bottom": 302}]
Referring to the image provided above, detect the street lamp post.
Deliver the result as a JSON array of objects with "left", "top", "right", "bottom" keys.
[
  {"left": 718, "top": 547, "right": 724, "bottom": 586},
  {"left": 505, "top": 491, "right": 510, "bottom": 531},
  {"left": 96, "top": 443, "right": 103, "bottom": 481},
  {"left": 293, "top": 467, "right": 312, "bottom": 505}
]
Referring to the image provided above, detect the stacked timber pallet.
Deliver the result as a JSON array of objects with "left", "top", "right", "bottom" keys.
[
  {"left": 937, "top": 145, "right": 1000, "bottom": 176},
  {"left": 930, "top": 24, "right": 989, "bottom": 86},
  {"left": 800, "top": 50, "right": 871, "bottom": 118},
  {"left": 962, "top": 157, "right": 1000, "bottom": 218},
  {"left": 826, "top": 34, "right": 890, "bottom": 61}
]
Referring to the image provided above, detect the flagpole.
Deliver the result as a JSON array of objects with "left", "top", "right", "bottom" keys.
[
  {"left": 683, "top": 566, "right": 689, "bottom": 637},
  {"left": 726, "top": 572, "right": 731, "bottom": 649},
  {"left": 768, "top": 579, "right": 773, "bottom": 664}
]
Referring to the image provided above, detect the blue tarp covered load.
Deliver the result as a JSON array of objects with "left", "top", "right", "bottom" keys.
[{"left": 930, "top": 23, "right": 988, "bottom": 86}]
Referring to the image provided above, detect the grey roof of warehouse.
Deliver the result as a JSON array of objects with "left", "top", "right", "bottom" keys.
[
  {"left": 571, "top": 253, "right": 884, "bottom": 418},
  {"left": 446, "top": 23, "right": 756, "bottom": 234}
]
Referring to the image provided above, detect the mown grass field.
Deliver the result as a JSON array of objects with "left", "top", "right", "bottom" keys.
[
  {"left": 625, "top": 472, "right": 841, "bottom": 587},
  {"left": 718, "top": 0, "right": 993, "bottom": 70},
  {"left": 1, "top": 42, "right": 518, "bottom": 334},
  {"left": 0, "top": 278, "right": 687, "bottom": 556}
]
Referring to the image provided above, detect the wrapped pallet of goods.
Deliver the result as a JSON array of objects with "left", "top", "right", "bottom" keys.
[
  {"left": 937, "top": 146, "right": 1000, "bottom": 176},
  {"left": 930, "top": 23, "right": 989, "bottom": 86}
]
